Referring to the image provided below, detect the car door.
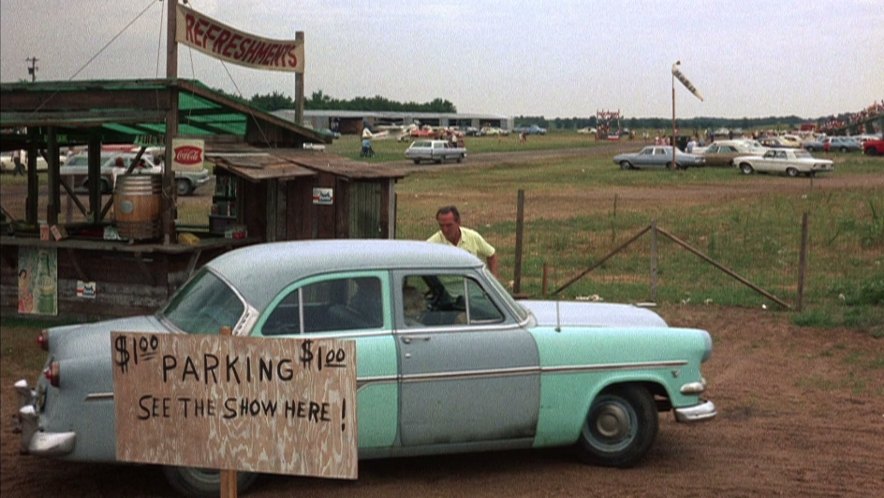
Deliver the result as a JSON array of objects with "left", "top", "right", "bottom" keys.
[
  {"left": 254, "top": 271, "right": 399, "bottom": 450},
  {"left": 633, "top": 147, "right": 656, "bottom": 168},
  {"left": 395, "top": 271, "right": 540, "bottom": 447}
]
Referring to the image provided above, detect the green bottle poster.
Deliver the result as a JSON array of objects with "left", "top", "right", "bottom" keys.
[{"left": 18, "top": 247, "right": 57, "bottom": 316}]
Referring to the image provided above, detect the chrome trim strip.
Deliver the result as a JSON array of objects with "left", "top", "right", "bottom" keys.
[
  {"left": 85, "top": 392, "right": 114, "bottom": 401},
  {"left": 541, "top": 360, "right": 688, "bottom": 374},
  {"left": 357, "top": 360, "right": 690, "bottom": 388}
]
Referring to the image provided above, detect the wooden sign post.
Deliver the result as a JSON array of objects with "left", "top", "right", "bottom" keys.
[{"left": 112, "top": 330, "right": 358, "bottom": 492}]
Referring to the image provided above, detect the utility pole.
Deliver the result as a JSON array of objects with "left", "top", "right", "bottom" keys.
[{"left": 26, "top": 57, "right": 38, "bottom": 82}]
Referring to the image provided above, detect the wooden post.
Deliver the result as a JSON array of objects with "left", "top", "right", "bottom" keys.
[
  {"left": 47, "top": 127, "right": 59, "bottom": 225},
  {"left": 797, "top": 212, "right": 809, "bottom": 312},
  {"left": 650, "top": 220, "right": 658, "bottom": 303},
  {"left": 513, "top": 189, "right": 525, "bottom": 295},
  {"left": 164, "top": 0, "right": 179, "bottom": 245},
  {"left": 295, "top": 31, "right": 305, "bottom": 127},
  {"left": 26, "top": 128, "right": 39, "bottom": 223},
  {"left": 218, "top": 325, "right": 237, "bottom": 498}
]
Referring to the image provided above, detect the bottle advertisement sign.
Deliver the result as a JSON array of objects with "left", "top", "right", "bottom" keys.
[{"left": 172, "top": 138, "right": 205, "bottom": 171}]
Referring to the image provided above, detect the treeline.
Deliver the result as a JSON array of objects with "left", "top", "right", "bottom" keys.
[
  {"left": 247, "top": 90, "right": 457, "bottom": 113},
  {"left": 515, "top": 115, "right": 813, "bottom": 131}
]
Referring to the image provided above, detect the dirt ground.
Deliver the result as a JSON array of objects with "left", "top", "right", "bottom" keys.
[
  {"left": 3, "top": 307, "right": 882, "bottom": 497},
  {"left": 2, "top": 147, "right": 883, "bottom": 496}
]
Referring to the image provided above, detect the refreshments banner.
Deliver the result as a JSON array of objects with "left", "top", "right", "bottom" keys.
[{"left": 176, "top": 4, "right": 304, "bottom": 73}]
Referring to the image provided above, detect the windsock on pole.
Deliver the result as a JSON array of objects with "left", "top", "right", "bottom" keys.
[{"left": 672, "top": 65, "right": 704, "bottom": 102}]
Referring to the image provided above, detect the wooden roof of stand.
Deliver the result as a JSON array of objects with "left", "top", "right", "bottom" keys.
[
  {"left": 208, "top": 148, "right": 406, "bottom": 182},
  {"left": 0, "top": 78, "right": 328, "bottom": 149}
]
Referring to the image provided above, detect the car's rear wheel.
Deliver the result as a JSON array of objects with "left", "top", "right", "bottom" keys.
[
  {"left": 739, "top": 163, "right": 754, "bottom": 175},
  {"left": 176, "top": 178, "right": 193, "bottom": 196},
  {"left": 839, "top": 147, "right": 848, "bottom": 152},
  {"left": 786, "top": 167, "right": 799, "bottom": 177},
  {"left": 577, "top": 385, "right": 658, "bottom": 467},
  {"left": 413, "top": 159, "right": 421, "bottom": 165},
  {"left": 866, "top": 148, "right": 877, "bottom": 156},
  {"left": 457, "top": 154, "right": 464, "bottom": 163},
  {"left": 619, "top": 161, "right": 632, "bottom": 170},
  {"left": 162, "top": 466, "right": 258, "bottom": 497}
]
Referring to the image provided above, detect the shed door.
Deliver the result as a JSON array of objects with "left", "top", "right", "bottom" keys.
[{"left": 349, "top": 182, "right": 382, "bottom": 238}]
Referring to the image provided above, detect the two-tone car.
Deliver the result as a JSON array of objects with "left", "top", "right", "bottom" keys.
[
  {"left": 14, "top": 240, "right": 716, "bottom": 496},
  {"left": 734, "top": 148, "right": 834, "bottom": 177},
  {"left": 613, "top": 146, "right": 705, "bottom": 170}
]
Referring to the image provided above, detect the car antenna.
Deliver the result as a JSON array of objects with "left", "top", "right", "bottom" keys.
[{"left": 555, "top": 299, "right": 561, "bottom": 332}]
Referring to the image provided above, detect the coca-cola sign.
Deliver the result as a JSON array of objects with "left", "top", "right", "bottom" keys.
[
  {"left": 174, "top": 146, "right": 202, "bottom": 165},
  {"left": 171, "top": 139, "right": 205, "bottom": 170}
]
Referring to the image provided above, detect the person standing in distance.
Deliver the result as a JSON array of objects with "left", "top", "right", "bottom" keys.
[{"left": 427, "top": 205, "right": 498, "bottom": 276}]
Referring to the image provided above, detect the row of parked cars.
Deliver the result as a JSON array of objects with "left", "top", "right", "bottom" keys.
[{"left": 614, "top": 138, "right": 836, "bottom": 177}]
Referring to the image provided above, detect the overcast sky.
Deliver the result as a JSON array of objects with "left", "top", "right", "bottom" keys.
[{"left": 1, "top": 0, "right": 881, "bottom": 120}]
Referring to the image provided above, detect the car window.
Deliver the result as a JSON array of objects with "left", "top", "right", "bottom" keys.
[
  {"left": 639, "top": 148, "right": 652, "bottom": 155},
  {"left": 161, "top": 269, "right": 245, "bottom": 335},
  {"left": 261, "top": 276, "right": 383, "bottom": 336},
  {"left": 401, "top": 274, "right": 504, "bottom": 327}
]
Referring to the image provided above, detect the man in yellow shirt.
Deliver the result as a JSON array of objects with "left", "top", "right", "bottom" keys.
[{"left": 427, "top": 205, "right": 498, "bottom": 276}]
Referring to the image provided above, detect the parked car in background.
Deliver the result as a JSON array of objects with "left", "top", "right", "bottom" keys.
[
  {"left": 613, "top": 145, "right": 705, "bottom": 170},
  {"left": 14, "top": 240, "right": 716, "bottom": 496},
  {"left": 481, "top": 126, "right": 510, "bottom": 136},
  {"left": 823, "top": 136, "right": 861, "bottom": 153},
  {"left": 61, "top": 153, "right": 156, "bottom": 193},
  {"left": 60, "top": 152, "right": 210, "bottom": 195},
  {"left": 779, "top": 135, "right": 802, "bottom": 148},
  {"left": 734, "top": 149, "right": 834, "bottom": 177},
  {"left": 0, "top": 151, "right": 57, "bottom": 173},
  {"left": 577, "top": 127, "right": 598, "bottom": 135},
  {"left": 758, "top": 136, "right": 792, "bottom": 149},
  {"left": 801, "top": 136, "right": 826, "bottom": 152},
  {"left": 514, "top": 124, "right": 547, "bottom": 135},
  {"left": 694, "top": 140, "right": 768, "bottom": 167},
  {"left": 863, "top": 138, "right": 884, "bottom": 156},
  {"left": 405, "top": 140, "right": 467, "bottom": 164}
]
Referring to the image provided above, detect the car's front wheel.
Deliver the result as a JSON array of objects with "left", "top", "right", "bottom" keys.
[
  {"left": 739, "top": 163, "right": 754, "bottom": 175},
  {"left": 577, "top": 385, "right": 658, "bottom": 467},
  {"left": 786, "top": 167, "right": 799, "bottom": 177},
  {"left": 619, "top": 161, "right": 632, "bottom": 170},
  {"left": 163, "top": 466, "right": 258, "bottom": 497}
]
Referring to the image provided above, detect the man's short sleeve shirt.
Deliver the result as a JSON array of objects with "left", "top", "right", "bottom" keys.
[{"left": 427, "top": 227, "right": 495, "bottom": 259}]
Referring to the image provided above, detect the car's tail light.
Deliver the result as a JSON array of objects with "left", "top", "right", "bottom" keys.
[
  {"left": 37, "top": 330, "right": 49, "bottom": 351},
  {"left": 43, "top": 361, "right": 60, "bottom": 387}
]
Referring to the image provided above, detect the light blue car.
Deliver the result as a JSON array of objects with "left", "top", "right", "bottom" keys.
[{"left": 14, "top": 240, "right": 716, "bottom": 496}]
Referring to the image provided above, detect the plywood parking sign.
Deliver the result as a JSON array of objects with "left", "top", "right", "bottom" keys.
[{"left": 112, "top": 332, "right": 357, "bottom": 479}]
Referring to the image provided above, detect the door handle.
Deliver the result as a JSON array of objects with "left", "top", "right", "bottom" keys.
[{"left": 401, "top": 335, "right": 431, "bottom": 344}]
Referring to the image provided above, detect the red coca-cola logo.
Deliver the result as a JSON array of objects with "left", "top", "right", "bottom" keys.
[{"left": 174, "top": 146, "right": 203, "bottom": 165}]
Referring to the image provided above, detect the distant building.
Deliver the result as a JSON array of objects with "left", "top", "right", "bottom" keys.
[{"left": 274, "top": 109, "right": 513, "bottom": 135}]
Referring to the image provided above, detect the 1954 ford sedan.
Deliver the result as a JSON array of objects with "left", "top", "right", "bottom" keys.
[{"left": 14, "top": 240, "right": 716, "bottom": 496}]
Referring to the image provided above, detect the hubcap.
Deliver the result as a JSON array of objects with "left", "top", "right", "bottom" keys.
[{"left": 596, "top": 404, "right": 629, "bottom": 438}]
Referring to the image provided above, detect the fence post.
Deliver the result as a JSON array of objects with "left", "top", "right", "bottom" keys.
[
  {"left": 797, "top": 212, "right": 809, "bottom": 312},
  {"left": 650, "top": 220, "right": 658, "bottom": 303},
  {"left": 513, "top": 189, "right": 525, "bottom": 295}
]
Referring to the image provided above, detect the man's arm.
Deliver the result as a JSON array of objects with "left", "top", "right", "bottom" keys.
[{"left": 486, "top": 253, "right": 498, "bottom": 277}]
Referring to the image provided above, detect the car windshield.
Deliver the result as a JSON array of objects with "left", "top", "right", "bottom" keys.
[{"left": 159, "top": 268, "right": 245, "bottom": 334}]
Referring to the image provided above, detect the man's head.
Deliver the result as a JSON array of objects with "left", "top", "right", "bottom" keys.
[{"left": 435, "top": 205, "right": 461, "bottom": 243}]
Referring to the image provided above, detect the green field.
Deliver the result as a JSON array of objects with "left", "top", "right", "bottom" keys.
[{"left": 332, "top": 133, "right": 884, "bottom": 335}]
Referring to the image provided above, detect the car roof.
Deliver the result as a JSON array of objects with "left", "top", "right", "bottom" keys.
[{"left": 206, "top": 239, "right": 484, "bottom": 309}]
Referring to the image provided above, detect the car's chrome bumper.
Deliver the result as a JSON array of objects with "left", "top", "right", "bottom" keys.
[
  {"left": 13, "top": 379, "right": 76, "bottom": 456},
  {"left": 674, "top": 400, "right": 717, "bottom": 423}
]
